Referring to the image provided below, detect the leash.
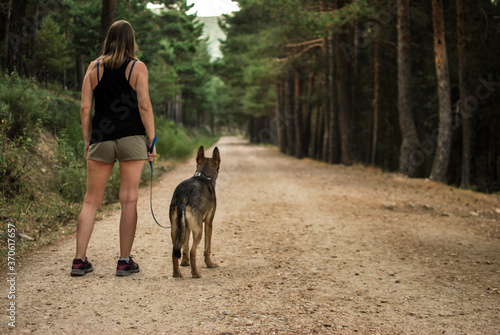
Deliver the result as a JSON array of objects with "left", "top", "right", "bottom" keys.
[{"left": 147, "top": 135, "right": 170, "bottom": 229}]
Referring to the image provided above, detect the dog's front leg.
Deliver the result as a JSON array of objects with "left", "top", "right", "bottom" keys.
[{"left": 204, "top": 216, "right": 218, "bottom": 269}]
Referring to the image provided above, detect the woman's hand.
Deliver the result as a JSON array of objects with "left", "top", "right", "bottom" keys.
[{"left": 148, "top": 141, "right": 157, "bottom": 162}]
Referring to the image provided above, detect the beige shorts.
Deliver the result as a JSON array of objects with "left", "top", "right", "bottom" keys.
[{"left": 87, "top": 135, "right": 148, "bottom": 163}]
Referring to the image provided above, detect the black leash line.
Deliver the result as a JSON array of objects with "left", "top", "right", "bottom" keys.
[{"left": 148, "top": 135, "right": 170, "bottom": 229}]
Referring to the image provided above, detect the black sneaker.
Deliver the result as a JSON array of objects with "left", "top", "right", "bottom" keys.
[
  {"left": 71, "top": 257, "right": 93, "bottom": 276},
  {"left": 115, "top": 256, "right": 140, "bottom": 277}
]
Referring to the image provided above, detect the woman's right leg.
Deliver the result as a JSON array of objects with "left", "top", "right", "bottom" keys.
[{"left": 75, "top": 160, "right": 114, "bottom": 260}]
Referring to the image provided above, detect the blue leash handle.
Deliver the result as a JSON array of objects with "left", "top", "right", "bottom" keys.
[
  {"left": 148, "top": 135, "right": 170, "bottom": 229},
  {"left": 148, "top": 134, "right": 157, "bottom": 166}
]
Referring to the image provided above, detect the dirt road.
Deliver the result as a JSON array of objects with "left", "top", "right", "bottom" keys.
[{"left": 2, "top": 136, "right": 500, "bottom": 334}]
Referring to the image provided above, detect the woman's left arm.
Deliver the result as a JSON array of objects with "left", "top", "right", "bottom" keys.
[{"left": 81, "top": 62, "right": 95, "bottom": 157}]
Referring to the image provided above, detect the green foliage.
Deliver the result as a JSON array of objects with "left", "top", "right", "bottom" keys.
[
  {"left": 65, "top": 0, "right": 101, "bottom": 59},
  {"left": 51, "top": 131, "right": 86, "bottom": 203},
  {"left": 149, "top": 40, "right": 182, "bottom": 109},
  {"left": 0, "top": 76, "right": 79, "bottom": 249},
  {"left": 155, "top": 118, "right": 219, "bottom": 160},
  {"left": 34, "top": 16, "right": 71, "bottom": 80},
  {"left": 0, "top": 74, "right": 48, "bottom": 139},
  {"left": 0, "top": 113, "right": 42, "bottom": 199}
]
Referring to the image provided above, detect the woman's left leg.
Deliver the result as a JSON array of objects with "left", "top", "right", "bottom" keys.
[{"left": 118, "top": 160, "right": 145, "bottom": 258}]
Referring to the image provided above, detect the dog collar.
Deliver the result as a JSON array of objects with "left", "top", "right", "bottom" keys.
[{"left": 194, "top": 172, "right": 211, "bottom": 180}]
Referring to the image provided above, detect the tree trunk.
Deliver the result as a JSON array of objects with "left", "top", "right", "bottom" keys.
[
  {"left": 329, "top": 35, "right": 339, "bottom": 164},
  {"left": 457, "top": 0, "right": 472, "bottom": 189},
  {"left": 99, "top": 0, "right": 117, "bottom": 47},
  {"left": 311, "top": 105, "right": 320, "bottom": 160},
  {"left": 0, "top": 0, "right": 10, "bottom": 70},
  {"left": 429, "top": 0, "right": 453, "bottom": 182},
  {"left": 294, "top": 69, "right": 303, "bottom": 158},
  {"left": 371, "top": 39, "right": 380, "bottom": 166},
  {"left": 351, "top": 20, "right": 358, "bottom": 126},
  {"left": 397, "top": 0, "right": 421, "bottom": 177},
  {"left": 177, "top": 91, "right": 183, "bottom": 125},
  {"left": 321, "top": 35, "right": 331, "bottom": 163},
  {"left": 487, "top": 110, "right": 496, "bottom": 191},
  {"left": 276, "top": 82, "right": 287, "bottom": 153},
  {"left": 29, "top": 1, "right": 40, "bottom": 78},
  {"left": 63, "top": 63, "right": 67, "bottom": 90},
  {"left": 335, "top": 31, "right": 354, "bottom": 166},
  {"left": 75, "top": 54, "right": 85, "bottom": 91},
  {"left": 7, "top": 0, "right": 27, "bottom": 75},
  {"left": 285, "top": 70, "right": 296, "bottom": 156},
  {"left": 304, "top": 69, "right": 315, "bottom": 158}
]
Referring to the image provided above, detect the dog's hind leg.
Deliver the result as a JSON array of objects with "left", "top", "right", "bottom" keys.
[
  {"left": 170, "top": 204, "right": 185, "bottom": 278},
  {"left": 171, "top": 223, "right": 182, "bottom": 277},
  {"left": 181, "top": 226, "right": 191, "bottom": 266},
  {"left": 204, "top": 212, "right": 218, "bottom": 268},
  {"left": 190, "top": 229, "right": 203, "bottom": 278},
  {"left": 172, "top": 252, "right": 182, "bottom": 278}
]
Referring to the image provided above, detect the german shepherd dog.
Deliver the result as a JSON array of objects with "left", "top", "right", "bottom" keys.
[{"left": 169, "top": 146, "right": 220, "bottom": 278}]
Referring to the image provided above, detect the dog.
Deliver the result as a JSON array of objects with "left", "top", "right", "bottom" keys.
[{"left": 169, "top": 146, "right": 220, "bottom": 278}]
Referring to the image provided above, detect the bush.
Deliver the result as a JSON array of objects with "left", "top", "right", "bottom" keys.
[
  {"left": 0, "top": 75, "right": 81, "bottom": 256},
  {"left": 0, "top": 74, "right": 48, "bottom": 140},
  {"left": 0, "top": 105, "right": 43, "bottom": 198},
  {"left": 155, "top": 118, "right": 219, "bottom": 160},
  {"left": 51, "top": 131, "right": 87, "bottom": 202}
]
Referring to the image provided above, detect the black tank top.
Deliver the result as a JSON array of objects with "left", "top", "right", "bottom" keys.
[{"left": 90, "top": 59, "right": 146, "bottom": 145}]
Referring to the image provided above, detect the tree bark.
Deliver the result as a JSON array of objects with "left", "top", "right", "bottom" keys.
[
  {"left": 75, "top": 54, "right": 84, "bottom": 91},
  {"left": 371, "top": 39, "right": 380, "bottom": 166},
  {"left": 7, "top": 0, "right": 27, "bottom": 75},
  {"left": 276, "top": 82, "right": 287, "bottom": 153},
  {"left": 294, "top": 68, "right": 304, "bottom": 158},
  {"left": 321, "top": 35, "right": 331, "bottom": 163},
  {"left": 284, "top": 70, "right": 296, "bottom": 156},
  {"left": 397, "top": 0, "right": 421, "bottom": 177},
  {"left": 335, "top": 31, "right": 354, "bottom": 166},
  {"left": 329, "top": 35, "right": 339, "bottom": 164},
  {"left": 456, "top": 0, "right": 472, "bottom": 189},
  {"left": 311, "top": 105, "right": 321, "bottom": 160},
  {"left": 99, "top": 0, "right": 117, "bottom": 47},
  {"left": 1, "top": 0, "right": 11, "bottom": 70},
  {"left": 176, "top": 91, "right": 183, "bottom": 125},
  {"left": 304, "top": 69, "right": 315, "bottom": 158},
  {"left": 29, "top": 1, "right": 40, "bottom": 78},
  {"left": 429, "top": 0, "right": 453, "bottom": 183}
]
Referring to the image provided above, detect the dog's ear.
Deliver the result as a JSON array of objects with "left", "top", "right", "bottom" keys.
[
  {"left": 212, "top": 147, "right": 221, "bottom": 164},
  {"left": 196, "top": 146, "right": 205, "bottom": 165}
]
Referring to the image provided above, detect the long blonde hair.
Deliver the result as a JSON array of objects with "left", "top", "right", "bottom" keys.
[{"left": 98, "top": 20, "right": 139, "bottom": 69}]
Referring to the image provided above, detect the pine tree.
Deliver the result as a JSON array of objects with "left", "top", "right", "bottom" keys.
[{"left": 35, "top": 16, "right": 70, "bottom": 87}]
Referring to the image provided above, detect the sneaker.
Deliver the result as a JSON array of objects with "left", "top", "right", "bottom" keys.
[
  {"left": 71, "top": 257, "right": 93, "bottom": 276},
  {"left": 115, "top": 256, "right": 140, "bottom": 277}
]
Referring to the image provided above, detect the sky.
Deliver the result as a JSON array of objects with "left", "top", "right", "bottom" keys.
[
  {"left": 186, "top": 0, "right": 240, "bottom": 17},
  {"left": 148, "top": 1, "right": 240, "bottom": 17}
]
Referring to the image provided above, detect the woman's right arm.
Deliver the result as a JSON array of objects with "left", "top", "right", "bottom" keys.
[{"left": 134, "top": 61, "right": 156, "bottom": 162}]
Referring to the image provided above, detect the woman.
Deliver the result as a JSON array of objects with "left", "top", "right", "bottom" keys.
[{"left": 71, "top": 20, "right": 156, "bottom": 277}]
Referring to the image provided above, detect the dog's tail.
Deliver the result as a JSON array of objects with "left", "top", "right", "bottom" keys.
[{"left": 173, "top": 204, "right": 186, "bottom": 259}]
